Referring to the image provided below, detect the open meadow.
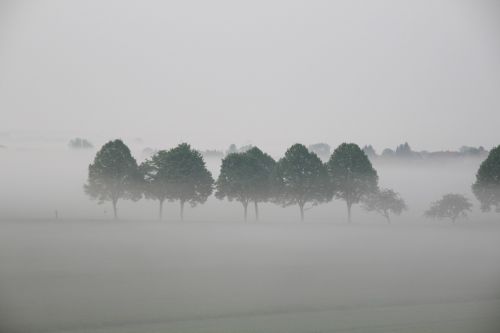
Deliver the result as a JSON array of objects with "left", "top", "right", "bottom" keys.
[{"left": 1, "top": 218, "right": 499, "bottom": 333}]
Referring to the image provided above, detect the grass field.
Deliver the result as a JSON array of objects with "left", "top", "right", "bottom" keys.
[{"left": 1, "top": 219, "right": 499, "bottom": 333}]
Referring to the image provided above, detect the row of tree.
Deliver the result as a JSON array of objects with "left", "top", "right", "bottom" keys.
[
  {"left": 306, "top": 142, "right": 488, "bottom": 161},
  {"left": 85, "top": 140, "right": 500, "bottom": 222}
]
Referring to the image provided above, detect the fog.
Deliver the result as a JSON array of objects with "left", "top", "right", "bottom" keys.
[
  {"left": 2, "top": 0, "right": 500, "bottom": 331},
  {"left": 0, "top": 140, "right": 492, "bottom": 222},
  {"left": 2, "top": 0, "right": 500, "bottom": 150},
  {"left": 1, "top": 142, "right": 500, "bottom": 332}
]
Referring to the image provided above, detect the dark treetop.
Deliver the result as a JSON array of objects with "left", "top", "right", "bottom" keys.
[
  {"left": 273, "top": 144, "right": 331, "bottom": 221},
  {"left": 159, "top": 143, "right": 214, "bottom": 220},
  {"left": 85, "top": 139, "right": 141, "bottom": 219},
  {"left": 472, "top": 145, "right": 500, "bottom": 213},
  {"left": 216, "top": 147, "right": 276, "bottom": 220},
  {"left": 327, "top": 143, "right": 378, "bottom": 222}
]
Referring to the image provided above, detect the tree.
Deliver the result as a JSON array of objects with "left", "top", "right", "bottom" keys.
[
  {"left": 362, "top": 188, "right": 407, "bottom": 223},
  {"left": 84, "top": 139, "right": 141, "bottom": 219},
  {"left": 68, "top": 137, "right": 93, "bottom": 149},
  {"left": 395, "top": 142, "right": 421, "bottom": 159},
  {"left": 460, "top": 145, "right": 486, "bottom": 157},
  {"left": 273, "top": 144, "right": 331, "bottom": 221},
  {"left": 362, "top": 145, "right": 377, "bottom": 159},
  {"left": 327, "top": 143, "right": 378, "bottom": 222},
  {"left": 381, "top": 148, "right": 395, "bottom": 158},
  {"left": 160, "top": 143, "right": 214, "bottom": 220},
  {"left": 308, "top": 143, "right": 331, "bottom": 160},
  {"left": 216, "top": 153, "right": 255, "bottom": 221},
  {"left": 424, "top": 194, "right": 472, "bottom": 223},
  {"left": 226, "top": 144, "right": 238, "bottom": 155},
  {"left": 472, "top": 145, "right": 500, "bottom": 213},
  {"left": 139, "top": 150, "right": 171, "bottom": 220},
  {"left": 245, "top": 147, "right": 276, "bottom": 220},
  {"left": 395, "top": 142, "right": 412, "bottom": 157},
  {"left": 216, "top": 147, "right": 276, "bottom": 221}
]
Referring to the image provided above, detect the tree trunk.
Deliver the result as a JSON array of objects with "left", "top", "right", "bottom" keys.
[
  {"left": 180, "top": 200, "right": 185, "bottom": 221},
  {"left": 159, "top": 199, "right": 164, "bottom": 220},
  {"left": 243, "top": 201, "right": 248, "bottom": 221},
  {"left": 347, "top": 201, "right": 352, "bottom": 223},
  {"left": 254, "top": 201, "right": 259, "bottom": 221},
  {"left": 299, "top": 202, "right": 305, "bottom": 221},
  {"left": 112, "top": 198, "right": 118, "bottom": 220}
]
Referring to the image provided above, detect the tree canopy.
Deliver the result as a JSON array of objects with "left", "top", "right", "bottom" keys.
[
  {"left": 84, "top": 139, "right": 141, "bottom": 219},
  {"left": 424, "top": 193, "right": 472, "bottom": 223},
  {"left": 273, "top": 144, "right": 331, "bottom": 221},
  {"left": 216, "top": 152, "right": 256, "bottom": 220},
  {"left": 139, "top": 150, "right": 171, "bottom": 220},
  {"left": 327, "top": 143, "right": 378, "bottom": 222},
  {"left": 216, "top": 147, "right": 275, "bottom": 220},
  {"left": 362, "top": 188, "right": 407, "bottom": 223},
  {"left": 159, "top": 143, "right": 214, "bottom": 220},
  {"left": 245, "top": 147, "right": 276, "bottom": 220},
  {"left": 472, "top": 145, "right": 500, "bottom": 213}
]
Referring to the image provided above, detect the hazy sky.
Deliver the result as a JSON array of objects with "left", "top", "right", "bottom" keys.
[{"left": 1, "top": 0, "right": 499, "bottom": 152}]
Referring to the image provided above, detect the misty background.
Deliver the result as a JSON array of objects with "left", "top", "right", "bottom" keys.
[
  {"left": 1, "top": 0, "right": 500, "bottom": 220},
  {"left": 1, "top": 0, "right": 500, "bottom": 152},
  {"left": 0, "top": 140, "right": 493, "bottom": 222},
  {"left": 1, "top": 1, "right": 500, "bottom": 332}
]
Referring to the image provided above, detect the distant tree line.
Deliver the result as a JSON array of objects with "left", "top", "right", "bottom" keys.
[
  {"left": 85, "top": 140, "right": 500, "bottom": 223},
  {"left": 69, "top": 137, "right": 93, "bottom": 149},
  {"left": 363, "top": 142, "right": 488, "bottom": 161},
  {"left": 307, "top": 142, "right": 487, "bottom": 162}
]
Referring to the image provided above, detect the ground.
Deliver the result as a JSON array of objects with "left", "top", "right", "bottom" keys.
[{"left": 0, "top": 219, "right": 499, "bottom": 333}]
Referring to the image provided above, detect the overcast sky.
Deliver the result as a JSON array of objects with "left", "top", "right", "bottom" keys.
[{"left": 1, "top": 0, "right": 499, "bottom": 153}]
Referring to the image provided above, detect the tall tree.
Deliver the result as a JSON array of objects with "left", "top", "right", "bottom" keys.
[
  {"left": 273, "top": 144, "right": 331, "bottom": 221},
  {"left": 216, "top": 147, "right": 276, "bottom": 221},
  {"left": 472, "top": 145, "right": 500, "bottom": 213},
  {"left": 425, "top": 194, "right": 472, "bottom": 223},
  {"left": 139, "top": 150, "right": 171, "bottom": 220},
  {"left": 84, "top": 139, "right": 141, "bottom": 219},
  {"left": 362, "top": 188, "right": 407, "bottom": 223},
  {"left": 246, "top": 147, "right": 276, "bottom": 220},
  {"left": 215, "top": 152, "right": 256, "bottom": 221},
  {"left": 161, "top": 143, "right": 214, "bottom": 220},
  {"left": 327, "top": 143, "right": 378, "bottom": 222}
]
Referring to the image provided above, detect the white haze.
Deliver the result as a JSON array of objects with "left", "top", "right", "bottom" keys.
[
  {"left": 1, "top": 0, "right": 500, "bottom": 332},
  {"left": 1, "top": 143, "right": 500, "bottom": 332},
  {"left": 1, "top": 0, "right": 500, "bottom": 151},
  {"left": 0, "top": 141, "right": 493, "bottom": 222}
]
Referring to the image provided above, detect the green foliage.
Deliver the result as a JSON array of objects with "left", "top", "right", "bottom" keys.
[
  {"left": 139, "top": 150, "right": 171, "bottom": 219},
  {"left": 425, "top": 193, "right": 472, "bottom": 223},
  {"left": 216, "top": 147, "right": 276, "bottom": 220},
  {"left": 273, "top": 144, "right": 331, "bottom": 220},
  {"left": 84, "top": 139, "right": 141, "bottom": 218},
  {"left": 245, "top": 147, "right": 276, "bottom": 203},
  {"left": 472, "top": 145, "right": 500, "bottom": 212},
  {"left": 140, "top": 151, "right": 170, "bottom": 201},
  {"left": 159, "top": 143, "right": 214, "bottom": 219},
  {"left": 216, "top": 153, "right": 255, "bottom": 203},
  {"left": 327, "top": 143, "right": 378, "bottom": 222},
  {"left": 362, "top": 188, "right": 407, "bottom": 222}
]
